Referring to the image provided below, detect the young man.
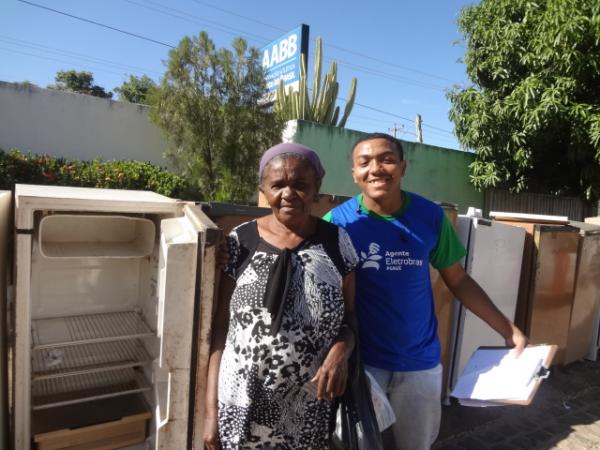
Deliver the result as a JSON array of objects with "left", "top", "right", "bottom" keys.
[{"left": 323, "top": 133, "right": 527, "bottom": 450}]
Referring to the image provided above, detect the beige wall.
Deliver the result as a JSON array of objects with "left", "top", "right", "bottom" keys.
[{"left": 0, "top": 81, "right": 170, "bottom": 167}]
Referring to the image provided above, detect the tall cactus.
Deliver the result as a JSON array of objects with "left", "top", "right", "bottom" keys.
[{"left": 274, "top": 37, "right": 357, "bottom": 127}]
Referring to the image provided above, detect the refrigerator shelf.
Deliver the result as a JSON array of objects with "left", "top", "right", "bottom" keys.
[
  {"left": 38, "top": 214, "right": 156, "bottom": 259},
  {"left": 32, "top": 339, "right": 152, "bottom": 380},
  {"left": 31, "top": 311, "right": 154, "bottom": 349},
  {"left": 32, "top": 367, "right": 151, "bottom": 410}
]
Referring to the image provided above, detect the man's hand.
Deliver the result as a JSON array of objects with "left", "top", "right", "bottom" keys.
[{"left": 506, "top": 323, "right": 528, "bottom": 356}]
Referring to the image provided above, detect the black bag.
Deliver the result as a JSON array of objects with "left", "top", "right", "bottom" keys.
[{"left": 336, "top": 347, "right": 384, "bottom": 450}]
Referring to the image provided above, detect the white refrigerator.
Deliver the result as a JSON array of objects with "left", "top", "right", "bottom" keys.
[
  {"left": 447, "top": 215, "right": 526, "bottom": 393},
  {"left": 12, "top": 184, "right": 219, "bottom": 450}
]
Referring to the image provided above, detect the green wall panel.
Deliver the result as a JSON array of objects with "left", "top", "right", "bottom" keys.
[{"left": 289, "top": 120, "right": 483, "bottom": 213}]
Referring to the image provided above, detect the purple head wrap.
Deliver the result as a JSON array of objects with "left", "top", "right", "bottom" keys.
[{"left": 259, "top": 143, "right": 325, "bottom": 181}]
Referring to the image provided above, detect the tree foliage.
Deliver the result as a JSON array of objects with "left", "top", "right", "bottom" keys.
[
  {"left": 448, "top": 0, "right": 600, "bottom": 199},
  {"left": 115, "top": 75, "right": 157, "bottom": 105},
  {"left": 48, "top": 70, "right": 113, "bottom": 99},
  {"left": 150, "top": 32, "right": 283, "bottom": 202}
]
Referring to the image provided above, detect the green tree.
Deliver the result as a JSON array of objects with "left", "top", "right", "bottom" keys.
[
  {"left": 48, "top": 70, "right": 113, "bottom": 99},
  {"left": 115, "top": 75, "right": 157, "bottom": 105},
  {"left": 448, "top": 0, "right": 600, "bottom": 200},
  {"left": 150, "top": 32, "right": 283, "bottom": 202},
  {"left": 274, "top": 37, "right": 357, "bottom": 127}
]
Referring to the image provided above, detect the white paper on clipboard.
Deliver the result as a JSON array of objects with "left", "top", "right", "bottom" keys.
[{"left": 450, "top": 345, "right": 556, "bottom": 407}]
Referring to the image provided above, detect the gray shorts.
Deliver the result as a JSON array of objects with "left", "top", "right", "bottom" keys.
[{"left": 365, "top": 364, "right": 443, "bottom": 450}]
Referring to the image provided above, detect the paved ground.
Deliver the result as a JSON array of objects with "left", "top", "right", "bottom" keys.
[{"left": 432, "top": 359, "right": 600, "bottom": 450}]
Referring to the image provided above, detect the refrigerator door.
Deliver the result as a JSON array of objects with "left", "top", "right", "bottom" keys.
[
  {"left": 528, "top": 225, "right": 579, "bottom": 364},
  {"left": 564, "top": 224, "right": 600, "bottom": 363},
  {"left": 0, "top": 191, "right": 11, "bottom": 450},
  {"left": 489, "top": 213, "right": 569, "bottom": 334},
  {"left": 154, "top": 204, "right": 219, "bottom": 450},
  {"left": 449, "top": 218, "right": 525, "bottom": 390}
]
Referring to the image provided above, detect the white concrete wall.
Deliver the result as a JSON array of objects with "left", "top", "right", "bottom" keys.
[{"left": 0, "top": 81, "right": 170, "bottom": 167}]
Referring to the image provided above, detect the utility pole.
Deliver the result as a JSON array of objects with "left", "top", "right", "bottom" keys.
[
  {"left": 415, "top": 114, "right": 423, "bottom": 143},
  {"left": 388, "top": 123, "right": 403, "bottom": 138}
]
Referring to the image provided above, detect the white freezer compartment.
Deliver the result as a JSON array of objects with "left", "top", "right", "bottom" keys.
[
  {"left": 448, "top": 217, "right": 526, "bottom": 392},
  {"left": 26, "top": 212, "right": 201, "bottom": 449}
]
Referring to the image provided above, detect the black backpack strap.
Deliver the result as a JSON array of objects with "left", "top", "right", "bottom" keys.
[
  {"left": 313, "top": 219, "right": 347, "bottom": 276},
  {"left": 233, "top": 220, "right": 260, "bottom": 280}
]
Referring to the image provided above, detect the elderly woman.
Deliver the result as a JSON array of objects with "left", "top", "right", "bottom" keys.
[{"left": 203, "top": 143, "right": 358, "bottom": 450}]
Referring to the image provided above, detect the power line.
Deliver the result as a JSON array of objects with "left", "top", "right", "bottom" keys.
[
  {"left": 0, "top": 35, "right": 163, "bottom": 76},
  {"left": 190, "top": 0, "right": 286, "bottom": 32},
  {"left": 421, "top": 121, "right": 455, "bottom": 135},
  {"left": 122, "top": 0, "right": 453, "bottom": 91},
  {"left": 185, "top": 0, "right": 460, "bottom": 84},
  {"left": 325, "top": 43, "right": 459, "bottom": 84},
  {"left": 125, "top": 0, "right": 272, "bottom": 44},
  {"left": 127, "top": 0, "right": 449, "bottom": 91},
  {"left": 323, "top": 57, "right": 446, "bottom": 91},
  {"left": 16, "top": 0, "right": 456, "bottom": 135},
  {"left": 0, "top": 46, "right": 131, "bottom": 78},
  {"left": 17, "top": 0, "right": 175, "bottom": 48},
  {"left": 351, "top": 101, "right": 454, "bottom": 135}
]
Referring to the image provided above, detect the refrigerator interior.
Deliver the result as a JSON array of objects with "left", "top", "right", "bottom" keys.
[
  {"left": 448, "top": 216, "right": 525, "bottom": 391},
  {"left": 13, "top": 185, "right": 218, "bottom": 450}
]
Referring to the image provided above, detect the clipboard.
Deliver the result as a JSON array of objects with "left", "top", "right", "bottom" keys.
[{"left": 450, "top": 344, "right": 557, "bottom": 406}]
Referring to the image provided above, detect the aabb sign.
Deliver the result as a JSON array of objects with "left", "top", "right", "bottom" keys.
[{"left": 261, "top": 24, "right": 309, "bottom": 100}]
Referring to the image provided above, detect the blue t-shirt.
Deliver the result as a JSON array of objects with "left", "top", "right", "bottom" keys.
[{"left": 325, "top": 192, "right": 465, "bottom": 371}]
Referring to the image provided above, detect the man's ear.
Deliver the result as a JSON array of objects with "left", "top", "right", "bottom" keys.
[
  {"left": 400, "top": 160, "right": 407, "bottom": 177},
  {"left": 351, "top": 168, "right": 357, "bottom": 183}
]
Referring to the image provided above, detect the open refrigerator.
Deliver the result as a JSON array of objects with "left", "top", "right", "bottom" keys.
[
  {"left": 11, "top": 184, "right": 219, "bottom": 450},
  {"left": 447, "top": 215, "right": 525, "bottom": 393}
]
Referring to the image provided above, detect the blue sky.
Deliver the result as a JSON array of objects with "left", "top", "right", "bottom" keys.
[{"left": 2, "top": 0, "right": 476, "bottom": 150}]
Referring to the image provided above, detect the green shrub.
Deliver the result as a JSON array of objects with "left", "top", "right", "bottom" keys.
[{"left": 0, "top": 149, "right": 201, "bottom": 200}]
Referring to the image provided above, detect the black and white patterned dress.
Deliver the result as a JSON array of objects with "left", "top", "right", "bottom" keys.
[{"left": 218, "top": 219, "right": 358, "bottom": 450}]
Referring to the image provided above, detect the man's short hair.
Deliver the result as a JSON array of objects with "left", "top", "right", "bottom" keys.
[{"left": 352, "top": 132, "right": 404, "bottom": 160}]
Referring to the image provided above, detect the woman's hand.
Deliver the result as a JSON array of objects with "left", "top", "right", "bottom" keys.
[
  {"left": 311, "top": 272, "right": 357, "bottom": 400},
  {"left": 203, "top": 408, "right": 220, "bottom": 450},
  {"left": 311, "top": 341, "right": 349, "bottom": 400}
]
